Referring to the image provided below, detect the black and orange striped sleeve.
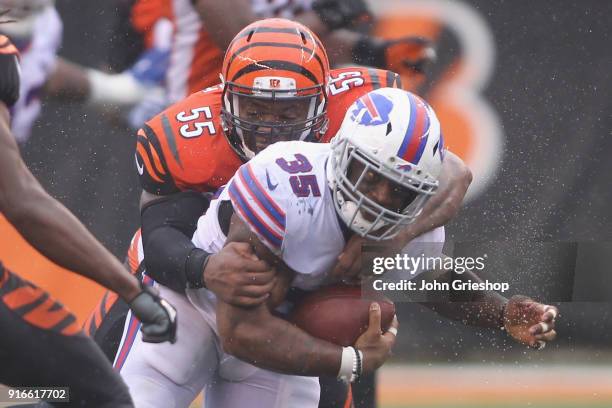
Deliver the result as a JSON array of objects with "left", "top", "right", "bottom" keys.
[
  {"left": 135, "top": 124, "right": 180, "bottom": 195},
  {"left": 0, "top": 269, "right": 81, "bottom": 336},
  {"left": 385, "top": 69, "right": 403, "bottom": 89},
  {"left": 365, "top": 68, "right": 403, "bottom": 90}
]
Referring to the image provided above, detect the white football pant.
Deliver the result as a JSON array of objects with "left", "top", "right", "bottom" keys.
[{"left": 118, "top": 283, "right": 320, "bottom": 408}]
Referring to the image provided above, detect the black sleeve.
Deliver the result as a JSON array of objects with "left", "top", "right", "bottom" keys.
[
  {"left": 0, "top": 46, "right": 20, "bottom": 107},
  {"left": 140, "top": 191, "right": 211, "bottom": 293}
]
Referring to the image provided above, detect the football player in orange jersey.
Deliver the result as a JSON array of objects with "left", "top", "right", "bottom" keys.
[
  {"left": 0, "top": 35, "right": 177, "bottom": 407},
  {"left": 158, "top": 0, "right": 435, "bottom": 103},
  {"left": 87, "top": 18, "right": 470, "bottom": 407},
  {"left": 130, "top": 18, "right": 469, "bottom": 311}
]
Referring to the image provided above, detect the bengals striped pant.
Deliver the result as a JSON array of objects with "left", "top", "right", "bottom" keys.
[{"left": 0, "top": 264, "right": 133, "bottom": 407}]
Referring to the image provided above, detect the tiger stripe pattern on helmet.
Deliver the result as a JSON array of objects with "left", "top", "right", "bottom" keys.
[
  {"left": 221, "top": 18, "right": 331, "bottom": 161},
  {"left": 222, "top": 19, "right": 329, "bottom": 88}
]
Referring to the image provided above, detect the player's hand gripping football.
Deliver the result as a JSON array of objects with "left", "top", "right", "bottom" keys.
[
  {"left": 354, "top": 302, "right": 399, "bottom": 373},
  {"left": 204, "top": 242, "right": 277, "bottom": 308},
  {"left": 128, "top": 284, "right": 178, "bottom": 344},
  {"left": 503, "top": 295, "right": 559, "bottom": 349}
]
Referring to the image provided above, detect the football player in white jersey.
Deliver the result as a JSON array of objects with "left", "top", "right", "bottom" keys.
[
  {"left": 0, "top": 0, "right": 167, "bottom": 142},
  {"left": 117, "top": 87, "right": 558, "bottom": 407}
]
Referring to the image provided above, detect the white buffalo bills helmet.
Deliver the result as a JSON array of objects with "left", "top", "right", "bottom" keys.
[{"left": 328, "top": 87, "right": 444, "bottom": 240}]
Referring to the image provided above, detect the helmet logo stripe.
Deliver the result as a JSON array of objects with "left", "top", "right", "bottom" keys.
[
  {"left": 361, "top": 94, "right": 383, "bottom": 124},
  {"left": 397, "top": 93, "right": 430, "bottom": 163}
]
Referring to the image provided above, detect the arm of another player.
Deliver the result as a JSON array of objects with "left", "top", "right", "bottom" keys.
[
  {"left": 417, "top": 266, "right": 558, "bottom": 349},
  {"left": 332, "top": 151, "right": 472, "bottom": 280},
  {"left": 0, "top": 43, "right": 176, "bottom": 343},
  {"left": 139, "top": 190, "right": 276, "bottom": 306},
  {"left": 395, "top": 151, "right": 472, "bottom": 244},
  {"left": 135, "top": 117, "right": 277, "bottom": 305},
  {"left": 216, "top": 213, "right": 398, "bottom": 377},
  {"left": 44, "top": 51, "right": 166, "bottom": 108}
]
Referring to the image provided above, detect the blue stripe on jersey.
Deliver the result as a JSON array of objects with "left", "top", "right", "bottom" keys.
[
  {"left": 239, "top": 165, "right": 286, "bottom": 230},
  {"left": 228, "top": 181, "right": 282, "bottom": 249}
]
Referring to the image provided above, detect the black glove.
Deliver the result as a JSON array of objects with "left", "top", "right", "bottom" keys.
[
  {"left": 312, "top": 0, "right": 372, "bottom": 31},
  {"left": 128, "top": 283, "right": 177, "bottom": 344},
  {"left": 352, "top": 35, "right": 437, "bottom": 72},
  {"left": 0, "top": 35, "right": 20, "bottom": 107}
]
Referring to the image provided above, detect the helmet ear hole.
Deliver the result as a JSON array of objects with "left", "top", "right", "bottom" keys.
[
  {"left": 299, "top": 31, "right": 307, "bottom": 44},
  {"left": 246, "top": 30, "right": 255, "bottom": 42},
  {"left": 386, "top": 122, "right": 393, "bottom": 135}
]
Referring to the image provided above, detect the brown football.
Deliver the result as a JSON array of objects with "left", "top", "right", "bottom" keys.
[{"left": 289, "top": 285, "right": 396, "bottom": 346}]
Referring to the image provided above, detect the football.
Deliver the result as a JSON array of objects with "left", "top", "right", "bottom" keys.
[{"left": 289, "top": 285, "right": 396, "bottom": 346}]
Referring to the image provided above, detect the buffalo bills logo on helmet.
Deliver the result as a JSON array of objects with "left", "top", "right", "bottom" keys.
[
  {"left": 396, "top": 164, "right": 413, "bottom": 172},
  {"left": 351, "top": 92, "right": 393, "bottom": 126}
]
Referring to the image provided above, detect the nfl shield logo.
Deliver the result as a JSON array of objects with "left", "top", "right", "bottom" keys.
[{"left": 269, "top": 79, "right": 281, "bottom": 88}]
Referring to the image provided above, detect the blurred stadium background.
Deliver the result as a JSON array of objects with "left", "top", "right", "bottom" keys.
[{"left": 0, "top": 0, "right": 610, "bottom": 407}]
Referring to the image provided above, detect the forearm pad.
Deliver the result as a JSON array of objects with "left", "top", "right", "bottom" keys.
[{"left": 141, "top": 191, "right": 210, "bottom": 293}]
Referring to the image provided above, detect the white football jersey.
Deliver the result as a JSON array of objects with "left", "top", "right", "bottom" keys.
[
  {"left": 192, "top": 140, "right": 446, "bottom": 292},
  {"left": 10, "top": 7, "right": 62, "bottom": 143}
]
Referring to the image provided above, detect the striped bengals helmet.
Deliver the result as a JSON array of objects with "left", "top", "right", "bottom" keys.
[{"left": 221, "top": 18, "right": 330, "bottom": 161}]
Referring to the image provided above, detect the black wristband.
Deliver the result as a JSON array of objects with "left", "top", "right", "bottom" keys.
[
  {"left": 185, "top": 248, "right": 210, "bottom": 289},
  {"left": 351, "top": 36, "right": 386, "bottom": 69},
  {"left": 351, "top": 346, "right": 362, "bottom": 381},
  {"left": 499, "top": 300, "right": 509, "bottom": 329}
]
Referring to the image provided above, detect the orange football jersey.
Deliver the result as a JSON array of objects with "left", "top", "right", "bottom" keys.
[
  {"left": 135, "top": 67, "right": 402, "bottom": 194},
  {"left": 135, "top": 84, "right": 242, "bottom": 195},
  {"left": 322, "top": 67, "right": 403, "bottom": 142}
]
